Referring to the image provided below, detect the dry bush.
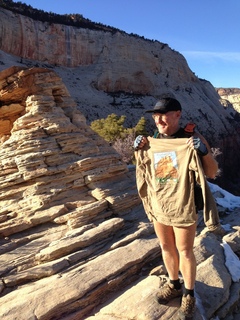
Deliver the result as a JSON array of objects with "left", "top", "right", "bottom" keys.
[{"left": 113, "top": 132, "right": 136, "bottom": 164}]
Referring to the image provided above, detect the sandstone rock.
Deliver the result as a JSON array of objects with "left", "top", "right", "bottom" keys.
[
  {"left": 0, "top": 67, "right": 136, "bottom": 237},
  {"left": 4, "top": 258, "right": 70, "bottom": 287},
  {"left": 217, "top": 88, "right": 240, "bottom": 113},
  {"left": 0, "top": 236, "right": 160, "bottom": 320},
  {"left": 35, "top": 218, "right": 125, "bottom": 263},
  {"left": 87, "top": 276, "right": 203, "bottom": 320},
  {"left": 196, "top": 254, "right": 232, "bottom": 319}
]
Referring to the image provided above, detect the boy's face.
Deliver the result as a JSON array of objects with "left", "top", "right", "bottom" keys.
[{"left": 152, "top": 110, "right": 181, "bottom": 135}]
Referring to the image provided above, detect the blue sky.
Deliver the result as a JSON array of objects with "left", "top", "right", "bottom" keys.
[{"left": 21, "top": 0, "right": 240, "bottom": 88}]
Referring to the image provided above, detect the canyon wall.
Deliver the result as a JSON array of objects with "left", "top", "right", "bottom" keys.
[{"left": 217, "top": 88, "right": 240, "bottom": 113}]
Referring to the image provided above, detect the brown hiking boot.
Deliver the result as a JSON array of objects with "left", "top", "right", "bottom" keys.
[
  {"left": 156, "top": 281, "right": 182, "bottom": 305},
  {"left": 177, "top": 294, "right": 196, "bottom": 319}
]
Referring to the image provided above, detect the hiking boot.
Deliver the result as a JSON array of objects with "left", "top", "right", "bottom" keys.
[
  {"left": 156, "top": 281, "right": 182, "bottom": 305},
  {"left": 177, "top": 294, "right": 196, "bottom": 319}
]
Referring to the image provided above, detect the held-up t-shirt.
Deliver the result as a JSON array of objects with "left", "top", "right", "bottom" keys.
[{"left": 135, "top": 137, "right": 220, "bottom": 229}]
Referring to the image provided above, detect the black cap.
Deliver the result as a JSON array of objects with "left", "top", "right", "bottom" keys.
[{"left": 146, "top": 98, "right": 182, "bottom": 114}]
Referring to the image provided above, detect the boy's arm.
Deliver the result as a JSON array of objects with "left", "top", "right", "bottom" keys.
[{"left": 187, "top": 132, "right": 218, "bottom": 179}]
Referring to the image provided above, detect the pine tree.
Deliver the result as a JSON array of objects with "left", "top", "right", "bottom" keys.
[
  {"left": 90, "top": 113, "right": 126, "bottom": 143},
  {"left": 134, "top": 117, "right": 148, "bottom": 136}
]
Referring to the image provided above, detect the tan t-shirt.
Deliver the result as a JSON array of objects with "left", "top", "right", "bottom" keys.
[{"left": 135, "top": 137, "right": 220, "bottom": 228}]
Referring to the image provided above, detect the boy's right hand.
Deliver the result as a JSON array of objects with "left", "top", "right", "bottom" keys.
[{"left": 133, "top": 135, "right": 147, "bottom": 150}]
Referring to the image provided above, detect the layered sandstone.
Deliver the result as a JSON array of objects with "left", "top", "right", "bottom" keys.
[
  {"left": 0, "top": 66, "right": 141, "bottom": 235},
  {"left": 217, "top": 88, "right": 240, "bottom": 113}
]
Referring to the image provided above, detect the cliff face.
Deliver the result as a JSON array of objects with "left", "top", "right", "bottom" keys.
[
  {"left": 217, "top": 88, "right": 240, "bottom": 113},
  {"left": 0, "top": 7, "right": 240, "bottom": 194},
  {"left": 0, "top": 7, "right": 194, "bottom": 95}
]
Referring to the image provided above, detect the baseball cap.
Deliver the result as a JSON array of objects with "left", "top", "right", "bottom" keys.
[{"left": 146, "top": 98, "right": 182, "bottom": 114}]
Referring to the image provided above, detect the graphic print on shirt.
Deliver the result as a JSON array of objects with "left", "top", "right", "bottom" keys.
[{"left": 154, "top": 151, "right": 179, "bottom": 184}]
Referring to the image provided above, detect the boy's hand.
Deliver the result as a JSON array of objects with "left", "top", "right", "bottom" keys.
[
  {"left": 134, "top": 135, "right": 147, "bottom": 150},
  {"left": 187, "top": 137, "right": 208, "bottom": 156}
]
